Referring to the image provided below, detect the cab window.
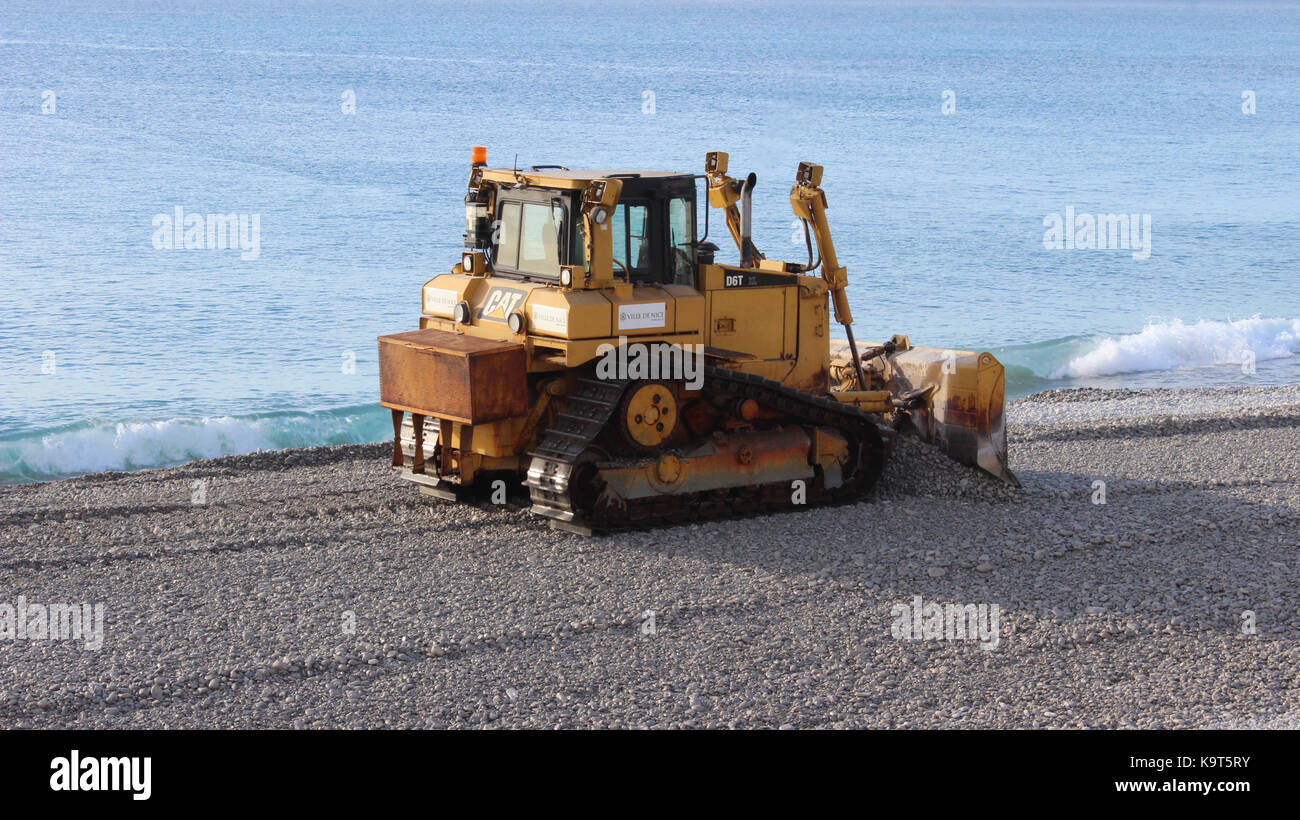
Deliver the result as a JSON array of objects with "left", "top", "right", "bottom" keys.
[
  {"left": 495, "top": 201, "right": 522, "bottom": 269},
  {"left": 610, "top": 202, "right": 650, "bottom": 280},
  {"left": 667, "top": 197, "right": 694, "bottom": 285},
  {"left": 519, "top": 202, "right": 563, "bottom": 277},
  {"left": 493, "top": 199, "right": 568, "bottom": 279}
]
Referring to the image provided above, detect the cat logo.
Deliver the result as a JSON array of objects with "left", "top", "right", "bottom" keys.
[{"left": 477, "top": 286, "right": 527, "bottom": 323}]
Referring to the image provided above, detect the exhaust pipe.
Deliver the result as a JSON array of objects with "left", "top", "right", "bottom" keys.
[{"left": 740, "top": 172, "right": 759, "bottom": 267}]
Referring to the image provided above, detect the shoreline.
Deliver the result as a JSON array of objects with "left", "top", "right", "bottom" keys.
[
  {"left": 6, "top": 382, "right": 1300, "bottom": 488},
  {"left": 2, "top": 383, "right": 1297, "bottom": 728}
]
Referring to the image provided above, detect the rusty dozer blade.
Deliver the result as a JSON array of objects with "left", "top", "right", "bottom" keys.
[{"left": 831, "top": 337, "right": 1019, "bottom": 485}]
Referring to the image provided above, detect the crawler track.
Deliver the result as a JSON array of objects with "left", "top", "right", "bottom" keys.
[{"left": 524, "top": 367, "right": 888, "bottom": 534}]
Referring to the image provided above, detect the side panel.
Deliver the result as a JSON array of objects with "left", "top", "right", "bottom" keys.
[
  {"left": 707, "top": 288, "right": 787, "bottom": 360},
  {"left": 604, "top": 286, "right": 677, "bottom": 337},
  {"left": 697, "top": 265, "right": 832, "bottom": 390},
  {"left": 528, "top": 288, "right": 611, "bottom": 339}
]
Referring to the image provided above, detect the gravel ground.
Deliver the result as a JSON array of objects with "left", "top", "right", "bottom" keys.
[
  {"left": 2, "top": 386, "right": 1298, "bottom": 729},
  {"left": 1008, "top": 383, "right": 1300, "bottom": 425}
]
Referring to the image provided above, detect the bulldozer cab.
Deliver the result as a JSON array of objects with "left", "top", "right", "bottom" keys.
[{"left": 482, "top": 170, "right": 698, "bottom": 288}]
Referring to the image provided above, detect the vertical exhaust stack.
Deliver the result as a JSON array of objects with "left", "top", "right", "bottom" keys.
[
  {"left": 740, "top": 173, "right": 758, "bottom": 267},
  {"left": 703, "top": 152, "right": 764, "bottom": 269}
]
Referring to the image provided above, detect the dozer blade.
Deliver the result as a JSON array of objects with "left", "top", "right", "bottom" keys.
[{"left": 831, "top": 339, "right": 1019, "bottom": 485}]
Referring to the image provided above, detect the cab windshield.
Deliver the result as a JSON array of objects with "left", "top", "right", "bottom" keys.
[{"left": 492, "top": 197, "right": 581, "bottom": 280}]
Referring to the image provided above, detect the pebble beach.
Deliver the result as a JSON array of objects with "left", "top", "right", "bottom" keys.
[{"left": 2, "top": 385, "right": 1297, "bottom": 729}]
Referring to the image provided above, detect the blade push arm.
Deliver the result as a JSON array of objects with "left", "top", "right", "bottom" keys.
[
  {"left": 790, "top": 161, "right": 869, "bottom": 388},
  {"left": 789, "top": 162, "right": 852, "bottom": 324}
]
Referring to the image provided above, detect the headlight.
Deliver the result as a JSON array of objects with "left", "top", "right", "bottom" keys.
[
  {"left": 460, "top": 250, "right": 485, "bottom": 273},
  {"left": 507, "top": 311, "right": 525, "bottom": 334},
  {"left": 453, "top": 301, "right": 471, "bottom": 324},
  {"left": 560, "top": 267, "right": 572, "bottom": 287}
]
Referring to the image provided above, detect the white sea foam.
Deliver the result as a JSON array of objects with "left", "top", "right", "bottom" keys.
[
  {"left": 1050, "top": 317, "right": 1300, "bottom": 379},
  {"left": 0, "top": 407, "right": 387, "bottom": 483}
]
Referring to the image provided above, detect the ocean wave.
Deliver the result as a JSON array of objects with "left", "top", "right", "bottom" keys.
[
  {"left": 1048, "top": 317, "right": 1300, "bottom": 379},
  {"left": 0, "top": 406, "right": 389, "bottom": 484},
  {"left": 991, "top": 316, "right": 1300, "bottom": 393}
]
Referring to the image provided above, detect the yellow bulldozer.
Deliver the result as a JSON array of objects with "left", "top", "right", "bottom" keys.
[{"left": 377, "top": 149, "right": 1015, "bottom": 533}]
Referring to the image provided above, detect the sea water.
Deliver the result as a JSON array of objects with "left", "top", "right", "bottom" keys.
[{"left": 2, "top": 0, "right": 1298, "bottom": 481}]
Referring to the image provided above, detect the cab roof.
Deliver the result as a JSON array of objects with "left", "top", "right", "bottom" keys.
[{"left": 480, "top": 167, "right": 694, "bottom": 190}]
